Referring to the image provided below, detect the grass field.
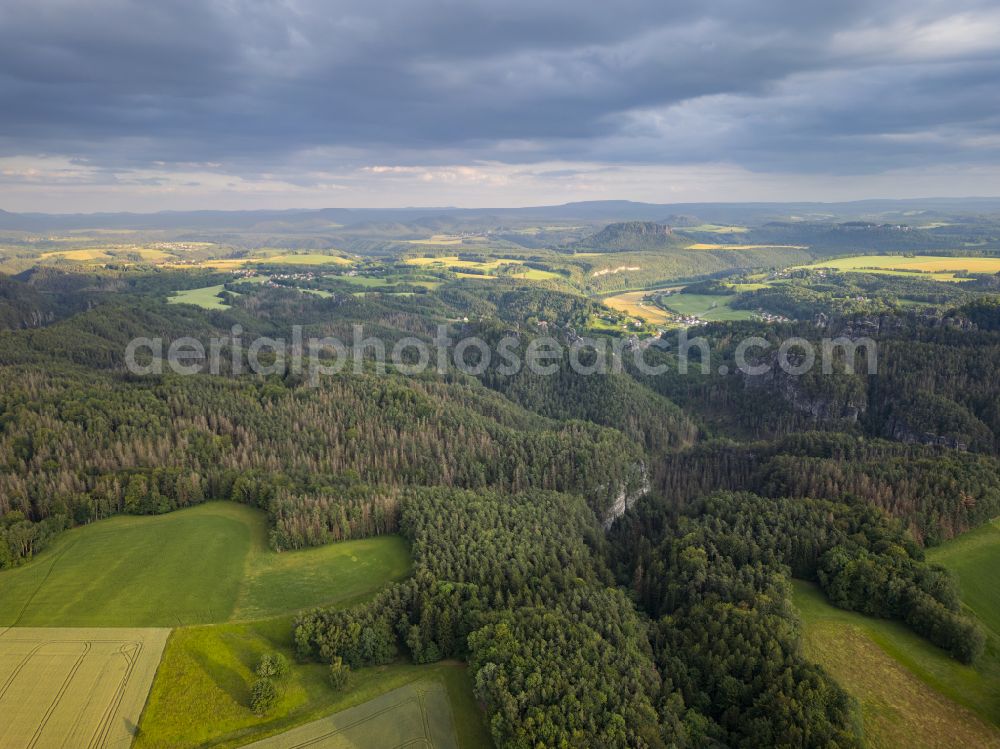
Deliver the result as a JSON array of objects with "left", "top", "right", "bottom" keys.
[
  {"left": 510, "top": 266, "right": 561, "bottom": 280},
  {"left": 0, "top": 502, "right": 412, "bottom": 627},
  {"left": 257, "top": 253, "right": 352, "bottom": 266},
  {"left": 928, "top": 518, "right": 1000, "bottom": 637},
  {"left": 136, "top": 616, "right": 490, "bottom": 749},
  {"left": 233, "top": 534, "right": 412, "bottom": 620},
  {"left": 241, "top": 680, "right": 459, "bottom": 749},
  {"left": 795, "top": 254, "right": 1000, "bottom": 281},
  {"left": 0, "top": 627, "right": 169, "bottom": 749},
  {"left": 725, "top": 281, "right": 774, "bottom": 291},
  {"left": 793, "top": 581, "right": 1000, "bottom": 747},
  {"left": 659, "top": 292, "right": 754, "bottom": 322},
  {"left": 168, "top": 284, "right": 232, "bottom": 309}
]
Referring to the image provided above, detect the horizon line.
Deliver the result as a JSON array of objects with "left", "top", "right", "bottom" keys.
[{"left": 5, "top": 195, "right": 1000, "bottom": 218}]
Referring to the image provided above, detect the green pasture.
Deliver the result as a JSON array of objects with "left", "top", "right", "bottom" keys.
[
  {"left": 793, "top": 580, "right": 1000, "bottom": 746},
  {"left": 0, "top": 502, "right": 411, "bottom": 627}
]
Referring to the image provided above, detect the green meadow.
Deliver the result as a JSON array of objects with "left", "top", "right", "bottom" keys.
[
  {"left": 168, "top": 283, "right": 233, "bottom": 309},
  {"left": 241, "top": 680, "right": 459, "bottom": 749},
  {"left": 659, "top": 292, "right": 753, "bottom": 322},
  {"left": 136, "top": 614, "right": 489, "bottom": 749},
  {"left": 0, "top": 502, "right": 412, "bottom": 627},
  {"left": 793, "top": 581, "right": 1000, "bottom": 747},
  {"left": 928, "top": 518, "right": 1000, "bottom": 637}
]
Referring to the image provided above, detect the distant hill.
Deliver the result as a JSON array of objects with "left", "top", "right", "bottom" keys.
[
  {"left": 573, "top": 221, "right": 680, "bottom": 251},
  {"left": 2, "top": 198, "right": 1000, "bottom": 234},
  {"left": 747, "top": 221, "right": 944, "bottom": 251}
]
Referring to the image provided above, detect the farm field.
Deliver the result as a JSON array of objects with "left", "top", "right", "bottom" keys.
[
  {"left": 404, "top": 255, "right": 517, "bottom": 270},
  {"left": 186, "top": 253, "right": 352, "bottom": 270},
  {"left": 659, "top": 292, "right": 754, "bottom": 322},
  {"left": 168, "top": 283, "right": 232, "bottom": 309},
  {"left": 31, "top": 245, "right": 353, "bottom": 270},
  {"left": 793, "top": 581, "right": 1000, "bottom": 746},
  {"left": 681, "top": 224, "right": 749, "bottom": 234},
  {"left": 339, "top": 274, "right": 442, "bottom": 290},
  {"left": 39, "top": 247, "right": 174, "bottom": 263},
  {"left": 0, "top": 502, "right": 412, "bottom": 627},
  {"left": 403, "top": 255, "right": 561, "bottom": 281},
  {"left": 405, "top": 234, "right": 485, "bottom": 245},
  {"left": 241, "top": 680, "right": 458, "bottom": 749},
  {"left": 602, "top": 290, "right": 672, "bottom": 325},
  {"left": 685, "top": 243, "right": 807, "bottom": 250},
  {"left": 725, "top": 281, "right": 774, "bottom": 291},
  {"left": 256, "top": 253, "right": 352, "bottom": 266},
  {"left": 137, "top": 614, "right": 489, "bottom": 749},
  {"left": 795, "top": 254, "right": 1000, "bottom": 280},
  {"left": 0, "top": 627, "right": 169, "bottom": 749},
  {"left": 602, "top": 287, "right": 758, "bottom": 327}
]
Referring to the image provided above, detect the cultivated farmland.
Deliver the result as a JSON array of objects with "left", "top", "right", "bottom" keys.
[
  {"left": 602, "top": 290, "right": 673, "bottom": 325},
  {"left": 241, "top": 680, "right": 459, "bottom": 749},
  {"left": 685, "top": 243, "right": 807, "bottom": 250},
  {"left": 0, "top": 627, "right": 169, "bottom": 749},
  {"left": 404, "top": 255, "right": 516, "bottom": 270},
  {"left": 795, "top": 254, "right": 1000, "bottom": 281},
  {"left": 402, "top": 255, "right": 561, "bottom": 281},
  {"left": 602, "top": 288, "right": 754, "bottom": 326}
]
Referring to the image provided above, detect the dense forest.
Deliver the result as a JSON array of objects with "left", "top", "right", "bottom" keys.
[{"left": 0, "top": 260, "right": 998, "bottom": 747}]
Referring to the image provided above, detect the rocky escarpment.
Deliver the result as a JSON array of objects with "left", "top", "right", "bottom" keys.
[
  {"left": 603, "top": 462, "right": 651, "bottom": 529},
  {"left": 575, "top": 222, "right": 677, "bottom": 252}
]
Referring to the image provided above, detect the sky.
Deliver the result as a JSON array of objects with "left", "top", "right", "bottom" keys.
[{"left": 1, "top": 0, "right": 1000, "bottom": 212}]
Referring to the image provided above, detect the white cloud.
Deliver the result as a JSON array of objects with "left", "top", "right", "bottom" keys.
[{"left": 2, "top": 155, "right": 998, "bottom": 212}]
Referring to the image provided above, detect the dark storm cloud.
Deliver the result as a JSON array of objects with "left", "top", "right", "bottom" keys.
[{"left": 1, "top": 0, "right": 999, "bottom": 178}]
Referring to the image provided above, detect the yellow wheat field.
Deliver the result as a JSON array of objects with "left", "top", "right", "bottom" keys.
[
  {"left": 816, "top": 255, "right": 1000, "bottom": 273},
  {"left": 685, "top": 243, "right": 808, "bottom": 250},
  {"left": 0, "top": 627, "right": 169, "bottom": 749},
  {"left": 603, "top": 291, "right": 672, "bottom": 325}
]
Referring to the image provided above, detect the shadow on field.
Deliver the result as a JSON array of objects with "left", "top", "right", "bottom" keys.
[{"left": 192, "top": 647, "right": 249, "bottom": 704}]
